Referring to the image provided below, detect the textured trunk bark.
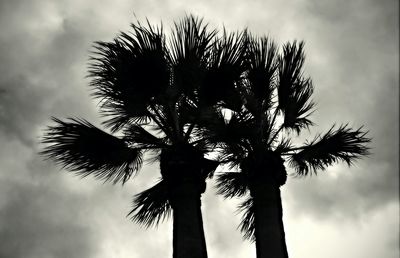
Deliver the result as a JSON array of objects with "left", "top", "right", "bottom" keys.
[
  {"left": 171, "top": 185, "right": 207, "bottom": 258},
  {"left": 252, "top": 183, "right": 288, "bottom": 258}
]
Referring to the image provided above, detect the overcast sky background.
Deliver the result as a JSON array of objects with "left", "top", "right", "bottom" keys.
[{"left": 0, "top": 0, "right": 398, "bottom": 257}]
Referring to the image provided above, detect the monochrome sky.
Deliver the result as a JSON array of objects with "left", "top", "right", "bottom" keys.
[{"left": 0, "top": 0, "right": 398, "bottom": 257}]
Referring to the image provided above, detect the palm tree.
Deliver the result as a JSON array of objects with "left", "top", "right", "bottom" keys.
[
  {"left": 203, "top": 36, "right": 370, "bottom": 258},
  {"left": 41, "top": 16, "right": 247, "bottom": 258}
]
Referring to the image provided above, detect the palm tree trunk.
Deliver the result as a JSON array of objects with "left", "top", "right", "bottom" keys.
[
  {"left": 251, "top": 182, "right": 288, "bottom": 258},
  {"left": 161, "top": 146, "right": 210, "bottom": 258},
  {"left": 170, "top": 182, "right": 208, "bottom": 258}
]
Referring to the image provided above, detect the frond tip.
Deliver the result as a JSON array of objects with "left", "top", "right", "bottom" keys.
[
  {"left": 237, "top": 196, "right": 255, "bottom": 241},
  {"left": 88, "top": 22, "right": 169, "bottom": 132},
  {"left": 289, "top": 124, "right": 371, "bottom": 176},
  {"left": 215, "top": 172, "right": 248, "bottom": 199},
  {"left": 41, "top": 117, "right": 143, "bottom": 184},
  {"left": 277, "top": 41, "right": 315, "bottom": 133},
  {"left": 129, "top": 180, "right": 172, "bottom": 228}
]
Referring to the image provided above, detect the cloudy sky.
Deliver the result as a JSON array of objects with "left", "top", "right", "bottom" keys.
[{"left": 0, "top": 0, "right": 398, "bottom": 257}]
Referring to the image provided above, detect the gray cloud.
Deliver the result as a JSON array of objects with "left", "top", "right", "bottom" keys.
[
  {"left": 0, "top": 0, "right": 398, "bottom": 257},
  {"left": 0, "top": 140, "right": 98, "bottom": 258},
  {"left": 279, "top": 0, "right": 399, "bottom": 222},
  {"left": 0, "top": 181, "right": 97, "bottom": 258}
]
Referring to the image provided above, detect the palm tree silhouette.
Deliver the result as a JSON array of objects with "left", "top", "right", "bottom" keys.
[
  {"left": 41, "top": 16, "right": 247, "bottom": 258},
  {"left": 203, "top": 36, "right": 370, "bottom": 258}
]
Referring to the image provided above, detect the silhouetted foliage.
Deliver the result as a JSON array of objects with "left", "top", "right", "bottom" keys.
[
  {"left": 41, "top": 15, "right": 252, "bottom": 258},
  {"left": 199, "top": 33, "right": 371, "bottom": 256},
  {"left": 216, "top": 172, "right": 248, "bottom": 198},
  {"left": 41, "top": 14, "right": 371, "bottom": 258},
  {"left": 129, "top": 180, "right": 172, "bottom": 228},
  {"left": 289, "top": 124, "right": 370, "bottom": 176},
  {"left": 237, "top": 196, "right": 255, "bottom": 240},
  {"left": 41, "top": 118, "right": 143, "bottom": 184}
]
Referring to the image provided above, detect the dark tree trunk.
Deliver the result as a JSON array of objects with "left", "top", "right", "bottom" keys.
[
  {"left": 170, "top": 182, "right": 207, "bottom": 258},
  {"left": 160, "top": 145, "right": 209, "bottom": 258},
  {"left": 251, "top": 182, "right": 288, "bottom": 258},
  {"left": 245, "top": 150, "right": 289, "bottom": 258}
]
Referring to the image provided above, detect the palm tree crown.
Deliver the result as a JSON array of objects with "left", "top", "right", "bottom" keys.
[
  {"left": 41, "top": 15, "right": 250, "bottom": 258},
  {"left": 40, "top": 14, "right": 370, "bottom": 258},
  {"left": 202, "top": 35, "right": 370, "bottom": 247}
]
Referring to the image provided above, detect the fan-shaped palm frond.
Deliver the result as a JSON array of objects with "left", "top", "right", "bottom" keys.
[
  {"left": 89, "top": 22, "right": 170, "bottom": 132},
  {"left": 245, "top": 35, "right": 278, "bottom": 110},
  {"left": 202, "top": 30, "right": 247, "bottom": 110},
  {"left": 277, "top": 41, "right": 314, "bottom": 133},
  {"left": 289, "top": 124, "right": 370, "bottom": 176},
  {"left": 129, "top": 180, "right": 172, "bottom": 228},
  {"left": 41, "top": 118, "right": 143, "bottom": 184},
  {"left": 281, "top": 78, "right": 314, "bottom": 133},
  {"left": 277, "top": 41, "right": 305, "bottom": 101},
  {"left": 216, "top": 172, "right": 248, "bottom": 198},
  {"left": 169, "top": 15, "right": 215, "bottom": 65},
  {"left": 169, "top": 15, "right": 216, "bottom": 98},
  {"left": 237, "top": 196, "right": 255, "bottom": 241}
]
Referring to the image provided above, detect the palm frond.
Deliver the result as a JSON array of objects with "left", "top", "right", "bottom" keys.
[
  {"left": 277, "top": 41, "right": 314, "bottom": 133},
  {"left": 216, "top": 143, "right": 248, "bottom": 169},
  {"left": 216, "top": 172, "right": 248, "bottom": 198},
  {"left": 177, "top": 96, "right": 202, "bottom": 133},
  {"left": 282, "top": 78, "right": 315, "bottom": 133},
  {"left": 169, "top": 15, "right": 216, "bottom": 98},
  {"left": 179, "top": 105, "right": 222, "bottom": 152},
  {"left": 274, "top": 137, "right": 293, "bottom": 154},
  {"left": 124, "top": 124, "right": 169, "bottom": 149},
  {"left": 202, "top": 30, "right": 247, "bottom": 110},
  {"left": 41, "top": 118, "right": 143, "bottom": 184},
  {"left": 246, "top": 35, "right": 278, "bottom": 109},
  {"left": 198, "top": 109, "right": 252, "bottom": 167},
  {"left": 237, "top": 196, "right": 255, "bottom": 241},
  {"left": 148, "top": 102, "right": 178, "bottom": 140},
  {"left": 128, "top": 180, "right": 172, "bottom": 228},
  {"left": 88, "top": 21, "right": 170, "bottom": 132},
  {"left": 289, "top": 124, "right": 371, "bottom": 176}
]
